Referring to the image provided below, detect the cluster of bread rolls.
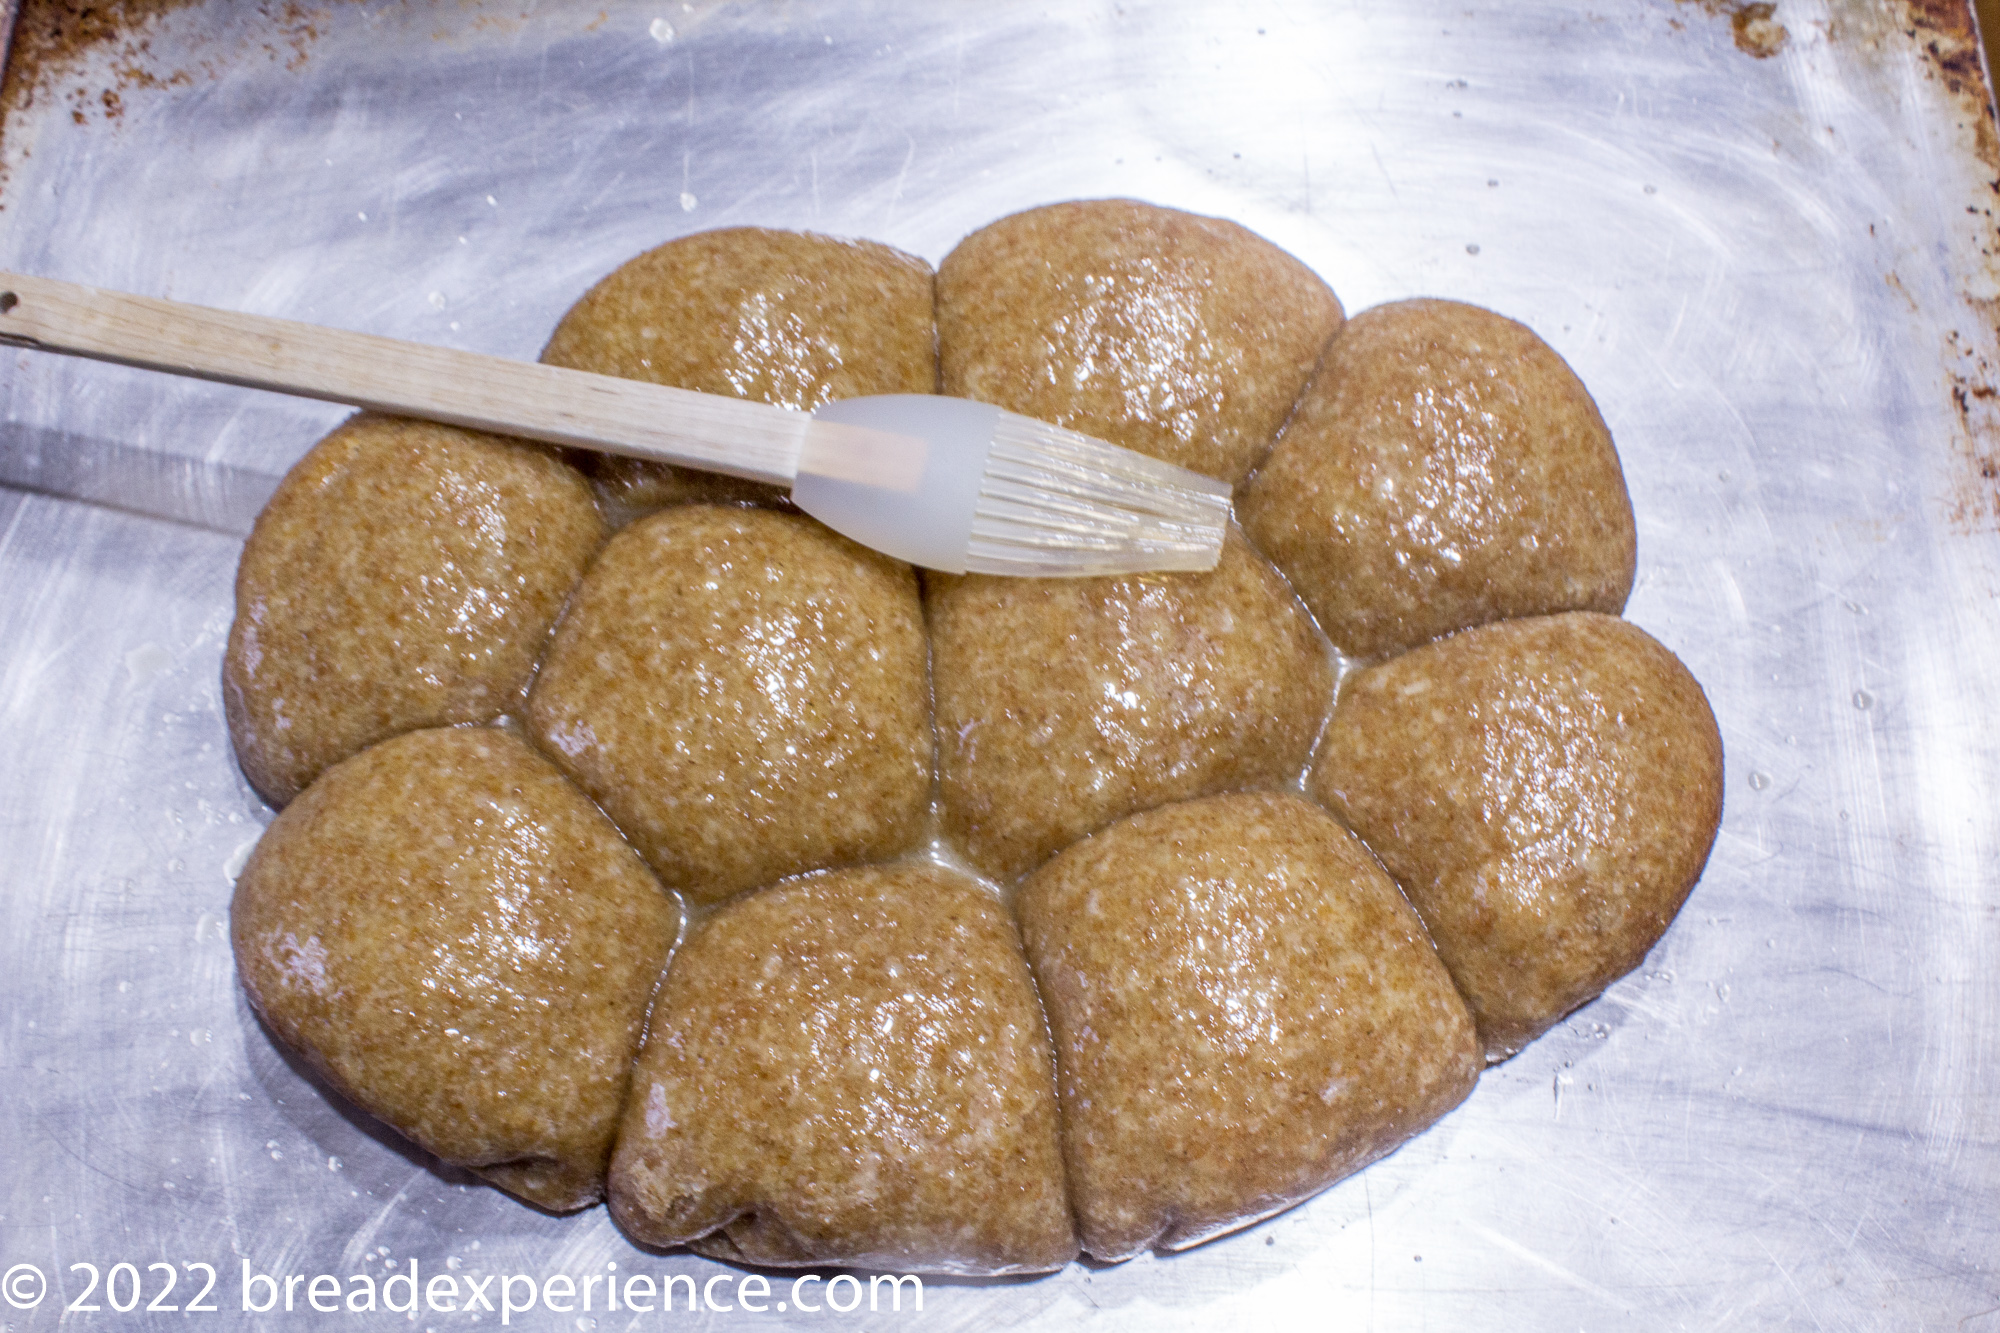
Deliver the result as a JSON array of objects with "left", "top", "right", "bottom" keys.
[{"left": 226, "top": 200, "right": 1721, "bottom": 1272}]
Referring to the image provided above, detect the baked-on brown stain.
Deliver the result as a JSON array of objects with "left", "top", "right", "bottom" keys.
[
  {"left": 937, "top": 198, "right": 1344, "bottom": 486},
  {"left": 928, "top": 529, "right": 1334, "bottom": 882},
  {"left": 1912, "top": 0, "right": 1995, "bottom": 111},
  {"left": 1667, "top": 0, "right": 1787, "bottom": 57},
  {"left": 1311, "top": 612, "right": 1724, "bottom": 1060},
  {"left": 231, "top": 727, "right": 679, "bottom": 1212},
  {"left": 608, "top": 863, "right": 1076, "bottom": 1275},
  {"left": 1241, "top": 298, "right": 1636, "bottom": 661},
  {"left": 0, "top": 1, "right": 198, "bottom": 125},
  {"left": 1017, "top": 791, "right": 1480, "bottom": 1259},
  {"left": 223, "top": 413, "right": 604, "bottom": 806},
  {"left": 540, "top": 227, "right": 937, "bottom": 513},
  {"left": 1885, "top": 0, "right": 2000, "bottom": 534},
  {"left": 0, "top": 0, "right": 325, "bottom": 149},
  {"left": 1731, "top": 3, "right": 1788, "bottom": 58},
  {"left": 525, "top": 505, "right": 931, "bottom": 903}
]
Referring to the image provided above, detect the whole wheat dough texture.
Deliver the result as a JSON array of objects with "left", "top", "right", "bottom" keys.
[
  {"left": 929, "top": 529, "right": 1335, "bottom": 881},
  {"left": 937, "top": 199, "right": 1344, "bottom": 485},
  {"left": 1016, "top": 790, "right": 1480, "bottom": 1259},
  {"left": 608, "top": 863, "right": 1077, "bottom": 1275},
  {"left": 231, "top": 727, "right": 679, "bottom": 1212},
  {"left": 526, "top": 505, "right": 931, "bottom": 903},
  {"left": 1311, "top": 612, "right": 1723, "bottom": 1059},
  {"left": 223, "top": 414, "right": 604, "bottom": 805},
  {"left": 540, "top": 227, "right": 938, "bottom": 511},
  {"left": 1240, "top": 298, "right": 1636, "bottom": 660}
]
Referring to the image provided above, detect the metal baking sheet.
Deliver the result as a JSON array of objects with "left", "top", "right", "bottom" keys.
[{"left": 2, "top": 1, "right": 1997, "bottom": 1327}]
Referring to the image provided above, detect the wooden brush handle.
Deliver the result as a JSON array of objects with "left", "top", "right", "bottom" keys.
[{"left": 0, "top": 271, "right": 806, "bottom": 486}]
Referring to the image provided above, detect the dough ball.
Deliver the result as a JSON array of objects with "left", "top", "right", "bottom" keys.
[
  {"left": 526, "top": 506, "right": 931, "bottom": 903},
  {"left": 937, "top": 198, "right": 1344, "bottom": 485},
  {"left": 1310, "top": 612, "right": 1723, "bottom": 1060},
  {"left": 231, "top": 727, "right": 679, "bottom": 1212},
  {"left": 608, "top": 863, "right": 1076, "bottom": 1275},
  {"left": 1240, "top": 299, "right": 1636, "bottom": 660},
  {"left": 1016, "top": 791, "right": 1480, "bottom": 1260},
  {"left": 540, "top": 227, "right": 938, "bottom": 511},
  {"left": 223, "top": 414, "right": 604, "bottom": 806},
  {"left": 930, "top": 529, "right": 1334, "bottom": 881}
]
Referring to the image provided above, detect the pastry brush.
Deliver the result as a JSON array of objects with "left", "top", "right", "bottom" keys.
[{"left": 0, "top": 271, "right": 1231, "bottom": 575}]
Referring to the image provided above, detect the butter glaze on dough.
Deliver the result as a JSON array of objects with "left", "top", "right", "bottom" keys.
[
  {"left": 938, "top": 198, "right": 1344, "bottom": 485},
  {"left": 929, "top": 528, "right": 1334, "bottom": 882},
  {"left": 223, "top": 413, "right": 603, "bottom": 806},
  {"left": 609, "top": 863, "right": 1077, "bottom": 1275},
  {"left": 1017, "top": 791, "right": 1481, "bottom": 1258},
  {"left": 1312, "top": 612, "right": 1724, "bottom": 1060},
  {"left": 540, "top": 227, "right": 937, "bottom": 513},
  {"left": 231, "top": 727, "right": 679, "bottom": 1212},
  {"left": 525, "top": 505, "right": 932, "bottom": 904},
  {"left": 1241, "top": 298, "right": 1636, "bottom": 660}
]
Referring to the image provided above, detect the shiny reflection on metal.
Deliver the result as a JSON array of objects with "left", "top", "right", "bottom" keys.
[
  {"left": 0, "top": 422, "right": 277, "bottom": 534},
  {"left": 0, "top": 1, "right": 1997, "bottom": 1328}
]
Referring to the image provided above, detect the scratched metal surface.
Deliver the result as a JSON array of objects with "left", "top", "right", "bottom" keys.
[{"left": 1, "top": 1, "right": 1996, "bottom": 1328}]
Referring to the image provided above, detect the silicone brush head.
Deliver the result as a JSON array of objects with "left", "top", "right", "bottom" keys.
[{"left": 795, "top": 395, "right": 1231, "bottom": 576}]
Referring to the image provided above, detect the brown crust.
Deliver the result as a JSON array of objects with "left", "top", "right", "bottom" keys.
[{"left": 1310, "top": 612, "right": 1724, "bottom": 1059}]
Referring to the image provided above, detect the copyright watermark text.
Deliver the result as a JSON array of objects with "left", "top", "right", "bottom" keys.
[{"left": 2, "top": 1258, "right": 920, "bottom": 1322}]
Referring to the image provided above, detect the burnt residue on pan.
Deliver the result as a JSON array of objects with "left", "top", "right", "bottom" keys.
[
  {"left": 0, "top": 1, "right": 349, "bottom": 216},
  {"left": 1945, "top": 311, "right": 2000, "bottom": 534},
  {"left": 0, "top": 0, "right": 332, "bottom": 203},
  {"left": 1901, "top": 0, "right": 2000, "bottom": 182},
  {"left": 1663, "top": 0, "right": 2000, "bottom": 529},
  {"left": 1730, "top": 3, "right": 1789, "bottom": 57},
  {"left": 1905, "top": 0, "right": 1995, "bottom": 106},
  {"left": 0, "top": 0, "right": 194, "bottom": 206},
  {"left": 1671, "top": 0, "right": 1791, "bottom": 58},
  {"left": 0, "top": 1, "right": 208, "bottom": 128},
  {"left": 1890, "top": 0, "right": 2000, "bottom": 532}
]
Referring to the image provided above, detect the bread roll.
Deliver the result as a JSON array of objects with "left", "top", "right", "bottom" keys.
[
  {"left": 223, "top": 414, "right": 602, "bottom": 804},
  {"left": 1311, "top": 612, "right": 1723, "bottom": 1058},
  {"left": 1017, "top": 791, "right": 1480, "bottom": 1258},
  {"left": 526, "top": 506, "right": 931, "bottom": 902},
  {"left": 930, "top": 530, "right": 1334, "bottom": 881},
  {"left": 541, "top": 227, "right": 936, "bottom": 511},
  {"left": 938, "top": 198, "right": 1343, "bottom": 485},
  {"left": 1241, "top": 299, "right": 1635, "bottom": 659},
  {"left": 231, "top": 727, "right": 678, "bottom": 1211},
  {"left": 608, "top": 863, "right": 1076, "bottom": 1274}
]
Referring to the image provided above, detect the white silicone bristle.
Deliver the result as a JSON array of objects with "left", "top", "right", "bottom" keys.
[{"left": 963, "top": 411, "right": 1233, "bottom": 577}]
